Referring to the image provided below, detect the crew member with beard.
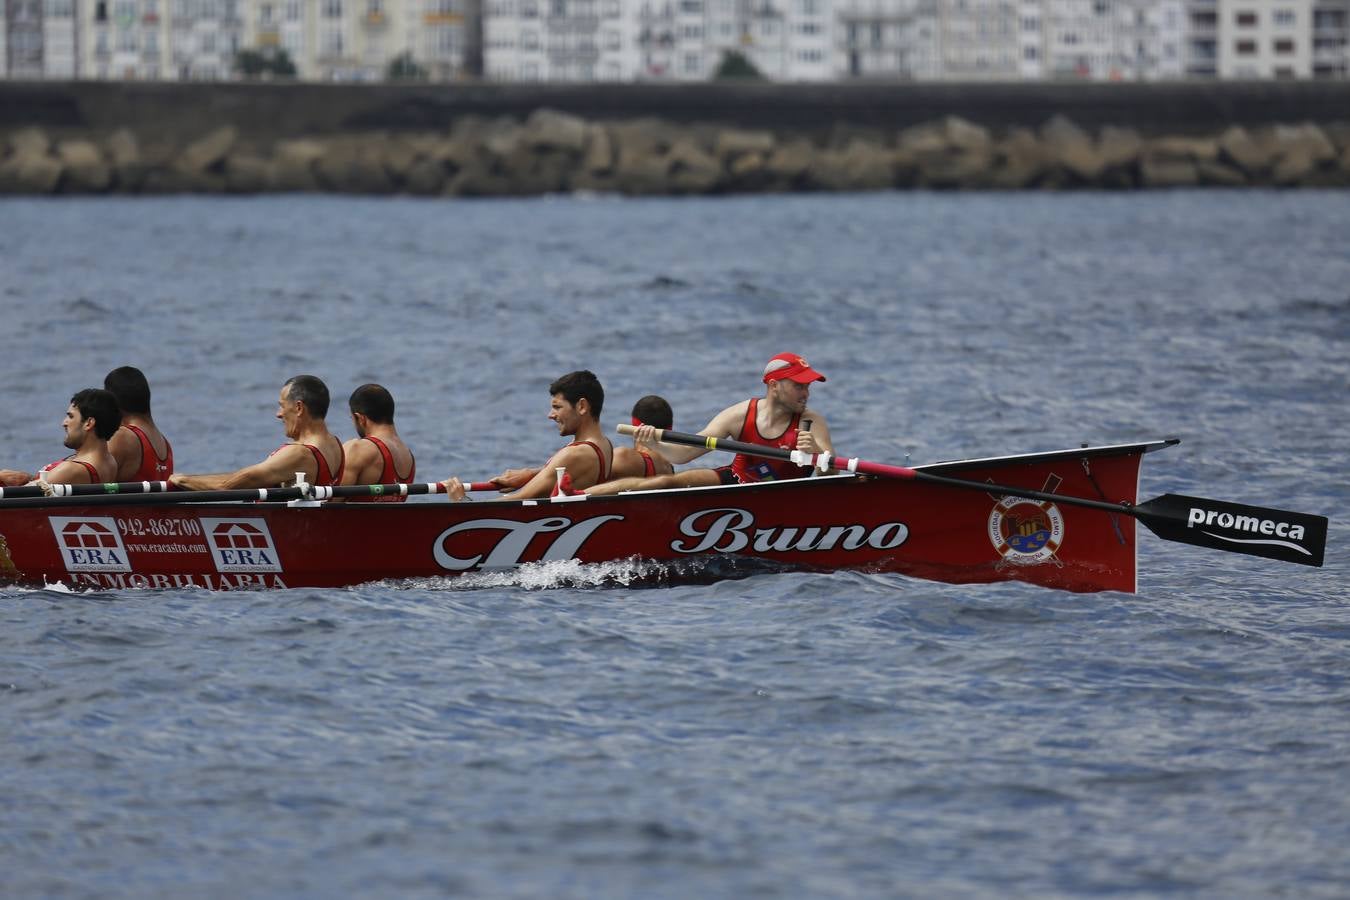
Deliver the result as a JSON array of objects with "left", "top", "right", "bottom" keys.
[
  {"left": 587, "top": 352, "right": 832, "bottom": 495},
  {"left": 340, "top": 383, "right": 415, "bottom": 501},
  {"left": 0, "top": 389, "right": 122, "bottom": 486},
  {"left": 442, "top": 370, "right": 613, "bottom": 501}
]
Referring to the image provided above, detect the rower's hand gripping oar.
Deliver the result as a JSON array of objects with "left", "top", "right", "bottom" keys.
[{"left": 618, "top": 425, "right": 1328, "bottom": 568}]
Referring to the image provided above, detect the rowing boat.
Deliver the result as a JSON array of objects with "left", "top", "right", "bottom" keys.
[{"left": 0, "top": 438, "right": 1326, "bottom": 593}]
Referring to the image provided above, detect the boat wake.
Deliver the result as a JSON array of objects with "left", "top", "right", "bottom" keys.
[{"left": 385, "top": 555, "right": 801, "bottom": 592}]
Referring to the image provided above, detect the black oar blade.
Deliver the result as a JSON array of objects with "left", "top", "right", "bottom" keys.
[{"left": 1136, "top": 493, "right": 1327, "bottom": 567}]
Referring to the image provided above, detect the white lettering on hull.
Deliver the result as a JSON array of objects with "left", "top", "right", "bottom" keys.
[
  {"left": 71, "top": 573, "right": 290, "bottom": 590},
  {"left": 432, "top": 515, "right": 624, "bottom": 571},
  {"left": 674, "top": 508, "right": 908, "bottom": 556}
]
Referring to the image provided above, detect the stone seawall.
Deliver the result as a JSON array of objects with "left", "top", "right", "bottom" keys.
[{"left": 3, "top": 81, "right": 1349, "bottom": 194}]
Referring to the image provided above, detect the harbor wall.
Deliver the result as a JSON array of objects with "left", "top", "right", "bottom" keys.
[{"left": 2, "top": 80, "right": 1349, "bottom": 194}]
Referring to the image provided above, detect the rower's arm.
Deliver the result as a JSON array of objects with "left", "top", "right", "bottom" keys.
[
  {"left": 171, "top": 446, "right": 315, "bottom": 491},
  {"left": 107, "top": 428, "right": 143, "bottom": 482},
  {"left": 29, "top": 461, "right": 93, "bottom": 486},
  {"left": 0, "top": 469, "right": 34, "bottom": 486},
  {"left": 492, "top": 467, "right": 539, "bottom": 491},
  {"left": 658, "top": 402, "right": 748, "bottom": 465},
  {"left": 338, "top": 439, "right": 379, "bottom": 487},
  {"left": 501, "top": 445, "right": 595, "bottom": 500}
]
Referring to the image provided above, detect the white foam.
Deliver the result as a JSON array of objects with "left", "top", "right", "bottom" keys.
[{"left": 394, "top": 556, "right": 682, "bottom": 592}]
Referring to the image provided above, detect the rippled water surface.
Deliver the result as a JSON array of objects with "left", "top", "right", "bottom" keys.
[{"left": 1, "top": 192, "right": 1348, "bottom": 898}]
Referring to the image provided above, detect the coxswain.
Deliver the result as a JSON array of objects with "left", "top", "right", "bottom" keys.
[
  {"left": 442, "top": 370, "right": 613, "bottom": 501},
  {"left": 341, "top": 383, "right": 415, "bottom": 501},
  {"left": 170, "top": 375, "right": 345, "bottom": 491},
  {"left": 0, "top": 389, "right": 122, "bottom": 486},
  {"left": 586, "top": 351, "right": 832, "bottom": 495},
  {"left": 104, "top": 365, "right": 174, "bottom": 481}
]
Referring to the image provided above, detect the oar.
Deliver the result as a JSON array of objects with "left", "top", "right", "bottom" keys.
[
  {"left": 0, "top": 481, "right": 502, "bottom": 509},
  {"left": 618, "top": 425, "right": 1328, "bottom": 568}
]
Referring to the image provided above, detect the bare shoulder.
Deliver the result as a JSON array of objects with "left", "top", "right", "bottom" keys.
[
  {"left": 46, "top": 460, "right": 92, "bottom": 485},
  {"left": 342, "top": 437, "right": 379, "bottom": 463},
  {"left": 108, "top": 427, "right": 137, "bottom": 450},
  {"left": 704, "top": 399, "right": 751, "bottom": 436}
]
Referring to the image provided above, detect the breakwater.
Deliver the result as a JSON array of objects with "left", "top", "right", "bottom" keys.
[{"left": 2, "top": 81, "right": 1348, "bottom": 194}]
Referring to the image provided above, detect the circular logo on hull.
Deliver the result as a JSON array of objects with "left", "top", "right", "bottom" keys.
[{"left": 988, "top": 496, "right": 1065, "bottom": 565}]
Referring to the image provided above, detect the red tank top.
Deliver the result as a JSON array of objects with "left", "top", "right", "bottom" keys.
[
  {"left": 571, "top": 439, "right": 611, "bottom": 486},
  {"left": 348, "top": 436, "right": 415, "bottom": 503},
  {"left": 638, "top": 449, "right": 656, "bottom": 478},
  {"left": 124, "top": 424, "right": 173, "bottom": 481},
  {"left": 730, "top": 398, "right": 806, "bottom": 483},
  {"left": 41, "top": 457, "right": 102, "bottom": 483},
  {"left": 272, "top": 442, "right": 345, "bottom": 487}
]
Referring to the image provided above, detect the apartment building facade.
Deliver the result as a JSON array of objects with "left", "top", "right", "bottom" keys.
[{"left": 2, "top": 0, "right": 1346, "bottom": 80}]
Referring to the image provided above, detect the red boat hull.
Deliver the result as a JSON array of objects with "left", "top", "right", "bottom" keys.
[{"left": 0, "top": 444, "right": 1154, "bottom": 593}]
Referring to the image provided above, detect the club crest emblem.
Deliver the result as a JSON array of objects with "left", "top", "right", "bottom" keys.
[{"left": 988, "top": 496, "right": 1065, "bottom": 566}]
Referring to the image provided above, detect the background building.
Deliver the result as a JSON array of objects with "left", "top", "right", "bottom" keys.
[{"left": 2, "top": 0, "right": 1348, "bottom": 80}]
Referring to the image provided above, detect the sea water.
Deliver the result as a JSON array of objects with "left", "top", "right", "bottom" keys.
[{"left": 1, "top": 191, "right": 1347, "bottom": 897}]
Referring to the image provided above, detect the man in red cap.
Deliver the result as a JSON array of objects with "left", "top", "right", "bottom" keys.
[{"left": 586, "top": 352, "right": 832, "bottom": 494}]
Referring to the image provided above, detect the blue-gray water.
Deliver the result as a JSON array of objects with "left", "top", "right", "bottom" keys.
[{"left": 1, "top": 192, "right": 1348, "bottom": 898}]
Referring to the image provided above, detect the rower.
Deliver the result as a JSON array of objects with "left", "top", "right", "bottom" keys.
[
  {"left": 610, "top": 395, "right": 675, "bottom": 479},
  {"left": 586, "top": 351, "right": 832, "bottom": 495},
  {"left": 0, "top": 389, "right": 122, "bottom": 487},
  {"left": 340, "top": 383, "right": 415, "bottom": 502},
  {"left": 104, "top": 365, "right": 174, "bottom": 481},
  {"left": 170, "top": 375, "right": 345, "bottom": 491},
  {"left": 442, "top": 369, "right": 613, "bottom": 501}
]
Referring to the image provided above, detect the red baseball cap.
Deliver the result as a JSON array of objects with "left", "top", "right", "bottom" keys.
[{"left": 762, "top": 352, "right": 826, "bottom": 384}]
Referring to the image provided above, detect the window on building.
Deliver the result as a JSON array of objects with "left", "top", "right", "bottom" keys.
[
  {"left": 1022, "top": 15, "right": 1037, "bottom": 31},
  {"left": 1273, "top": 9, "right": 1294, "bottom": 26},
  {"left": 872, "top": 22, "right": 882, "bottom": 45},
  {"left": 605, "top": 28, "right": 620, "bottom": 49},
  {"left": 551, "top": 0, "right": 564, "bottom": 14},
  {"left": 683, "top": 51, "right": 700, "bottom": 72},
  {"left": 144, "top": 28, "right": 158, "bottom": 50},
  {"left": 522, "top": 61, "right": 539, "bottom": 78},
  {"left": 286, "top": 0, "right": 300, "bottom": 19},
  {"left": 1023, "top": 44, "right": 1037, "bottom": 59},
  {"left": 322, "top": 0, "right": 341, "bottom": 16},
  {"left": 1274, "top": 38, "right": 1294, "bottom": 53},
  {"left": 1235, "top": 38, "right": 1256, "bottom": 54},
  {"left": 1235, "top": 11, "right": 1257, "bottom": 26},
  {"left": 523, "top": 30, "right": 538, "bottom": 47},
  {"left": 679, "top": 0, "right": 701, "bottom": 10},
  {"left": 1273, "top": 66, "right": 1294, "bottom": 78},
  {"left": 118, "top": 28, "right": 138, "bottom": 50},
  {"left": 603, "top": 0, "right": 618, "bottom": 15}
]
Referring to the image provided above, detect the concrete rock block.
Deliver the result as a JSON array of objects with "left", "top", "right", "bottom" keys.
[
  {"left": 523, "top": 108, "right": 589, "bottom": 153},
  {"left": 180, "top": 126, "right": 238, "bottom": 173}
]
